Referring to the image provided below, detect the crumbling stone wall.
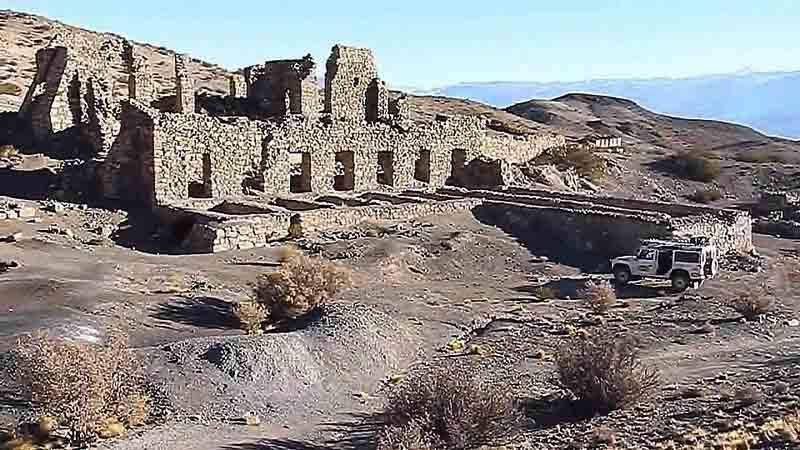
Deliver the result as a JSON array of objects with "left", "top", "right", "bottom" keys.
[
  {"left": 158, "top": 196, "right": 481, "bottom": 252},
  {"left": 260, "top": 116, "right": 563, "bottom": 195},
  {"left": 229, "top": 74, "right": 247, "bottom": 98},
  {"left": 441, "top": 187, "right": 753, "bottom": 256},
  {"left": 244, "top": 56, "right": 319, "bottom": 117},
  {"left": 174, "top": 54, "right": 195, "bottom": 114},
  {"left": 122, "top": 41, "right": 156, "bottom": 105},
  {"left": 324, "top": 45, "right": 382, "bottom": 121},
  {"left": 17, "top": 30, "right": 152, "bottom": 159}
]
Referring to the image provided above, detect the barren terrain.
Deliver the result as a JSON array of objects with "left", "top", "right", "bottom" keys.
[{"left": 1, "top": 8, "right": 800, "bottom": 450}]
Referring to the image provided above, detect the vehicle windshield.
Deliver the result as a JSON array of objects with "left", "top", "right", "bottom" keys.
[{"left": 637, "top": 248, "right": 655, "bottom": 259}]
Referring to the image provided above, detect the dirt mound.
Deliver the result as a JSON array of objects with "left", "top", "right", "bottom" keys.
[{"left": 142, "top": 302, "right": 419, "bottom": 422}]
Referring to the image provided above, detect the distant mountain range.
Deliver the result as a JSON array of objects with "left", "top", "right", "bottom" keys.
[{"left": 408, "top": 71, "right": 800, "bottom": 140}]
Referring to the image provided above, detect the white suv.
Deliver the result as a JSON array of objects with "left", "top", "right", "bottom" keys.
[{"left": 610, "top": 239, "right": 719, "bottom": 291}]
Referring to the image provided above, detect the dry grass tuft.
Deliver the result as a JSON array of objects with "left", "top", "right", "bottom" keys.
[
  {"left": 254, "top": 254, "right": 353, "bottom": 321},
  {"left": 581, "top": 279, "right": 617, "bottom": 314},
  {"left": 376, "top": 369, "right": 523, "bottom": 450},
  {"left": 9, "top": 330, "right": 151, "bottom": 444},
  {"left": 557, "top": 330, "right": 660, "bottom": 413},
  {"left": 232, "top": 301, "right": 268, "bottom": 335}
]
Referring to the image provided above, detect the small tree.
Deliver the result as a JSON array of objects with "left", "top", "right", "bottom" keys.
[
  {"left": 377, "top": 369, "right": 523, "bottom": 450},
  {"left": 557, "top": 330, "right": 660, "bottom": 413},
  {"left": 254, "top": 254, "right": 353, "bottom": 321}
]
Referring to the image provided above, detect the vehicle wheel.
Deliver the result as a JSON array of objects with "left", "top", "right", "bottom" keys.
[
  {"left": 671, "top": 272, "right": 690, "bottom": 292},
  {"left": 613, "top": 266, "right": 631, "bottom": 285}
]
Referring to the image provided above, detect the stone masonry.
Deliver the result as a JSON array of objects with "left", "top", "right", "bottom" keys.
[
  {"left": 94, "top": 43, "right": 565, "bottom": 207},
  {"left": 324, "top": 45, "right": 379, "bottom": 122},
  {"left": 174, "top": 54, "right": 195, "bottom": 114}
]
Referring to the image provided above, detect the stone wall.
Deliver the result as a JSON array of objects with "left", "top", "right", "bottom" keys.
[
  {"left": 158, "top": 196, "right": 481, "bottom": 253},
  {"left": 245, "top": 56, "right": 319, "bottom": 117},
  {"left": 174, "top": 54, "right": 195, "bottom": 114},
  {"left": 108, "top": 101, "right": 564, "bottom": 205},
  {"left": 324, "top": 45, "right": 381, "bottom": 122},
  {"left": 437, "top": 187, "right": 753, "bottom": 257},
  {"left": 260, "top": 116, "right": 564, "bottom": 196},
  {"left": 17, "top": 29, "right": 150, "bottom": 159}
]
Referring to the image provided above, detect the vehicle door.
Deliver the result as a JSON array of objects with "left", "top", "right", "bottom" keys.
[{"left": 635, "top": 248, "right": 657, "bottom": 276}]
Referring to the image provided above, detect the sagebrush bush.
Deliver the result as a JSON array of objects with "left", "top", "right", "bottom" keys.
[
  {"left": 727, "top": 293, "right": 772, "bottom": 320},
  {"left": 581, "top": 279, "right": 617, "bottom": 314},
  {"left": 10, "top": 331, "right": 151, "bottom": 443},
  {"left": 376, "top": 369, "right": 523, "bottom": 450},
  {"left": 668, "top": 151, "right": 721, "bottom": 182},
  {"left": 556, "top": 330, "right": 660, "bottom": 413},
  {"left": 687, "top": 188, "right": 723, "bottom": 204},
  {"left": 233, "top": 301, "right": 268, "bottom": 335},
  {"left": 254, "top": 254, "right": 353, "bottom": 321}
]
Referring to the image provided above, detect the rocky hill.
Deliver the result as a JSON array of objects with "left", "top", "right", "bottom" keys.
[
  {"left": 0, "top": 9, "right": 233, "bottom": 113},
  {"left": 507, "top": 93, "right": 800, "bottom": 158}
]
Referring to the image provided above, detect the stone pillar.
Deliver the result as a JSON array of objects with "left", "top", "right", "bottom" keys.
[{"left": 175, "top": 54, "right": 195, "bottom": 113}]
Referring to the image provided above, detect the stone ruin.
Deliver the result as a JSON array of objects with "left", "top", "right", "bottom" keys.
[{"left": 13, "top": 32, "right": 754, "bottom": 257}]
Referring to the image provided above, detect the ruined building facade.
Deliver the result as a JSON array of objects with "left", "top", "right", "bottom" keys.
[{"left": 18, "top": 35, "right": 564, "bottom": 207}]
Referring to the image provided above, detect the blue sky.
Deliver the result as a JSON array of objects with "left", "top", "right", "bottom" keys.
[{"left": 5, "top": 0, "right": 800, "bottom": 88}]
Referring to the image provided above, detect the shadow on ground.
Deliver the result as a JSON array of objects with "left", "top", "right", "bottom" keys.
[
  {"left": 514, "top": 278, "right": 667, "bottom": 301},
  {"left": 471, "top": 204, "right": 616, "bottom": 273},
  {"left": 151, "top": 296, "right": 239, "bottom": 330},
  {"left": 521, "top": 395, "right": 593, "bottom": 430},
  {"left": 222, "top": 412, "right": 382, "bottom": 450}
]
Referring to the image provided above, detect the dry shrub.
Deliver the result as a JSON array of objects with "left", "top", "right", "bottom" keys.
[
  {"left": 727, "top": 293, "right": 772, "bottom": 320},
  {"left": 376, "top": 369, "right": 523, "bottom": 450},
  {"left": 556, "top": 330, "right": 660, "bottom": 413},
  {"left": 9, "top": 331, "right": 151, "bottom": 443},
  {"left": 581, "top": 279, "right": 617, "bottom": 314},
  {"left": 254, "top": 254, "right": 353, "bottom": 321},
  {"left": 687, "top": 188, "right": 723, "bottom": 204},
  {"left": 668, "top": 151, "right": 721, "bottom": 182},
  {"left": 233, "top": 301, "right": 267, "bottom": 335}
]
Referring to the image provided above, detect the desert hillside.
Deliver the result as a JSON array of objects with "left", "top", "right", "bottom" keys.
[
  {"left": 0, "top": 9, "right": 233, "bottom": 112},
  {"left": 507, "top": 93, "right": 800, "bottom": 157}
]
